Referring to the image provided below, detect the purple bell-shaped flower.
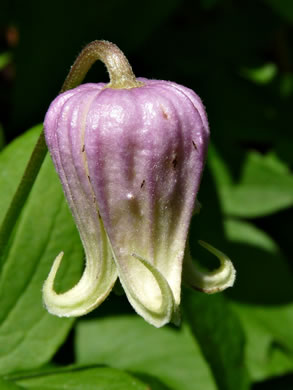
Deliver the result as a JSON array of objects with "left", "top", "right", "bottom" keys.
[{"left": 43, "top": 41, "right": 235, "bottom": 327}]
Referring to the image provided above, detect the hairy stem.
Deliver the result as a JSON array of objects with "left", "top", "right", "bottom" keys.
[{"left": 61, "top": 40, "right": 143, "bottom": 91}]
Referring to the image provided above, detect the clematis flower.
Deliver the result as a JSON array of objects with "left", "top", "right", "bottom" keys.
[{"left": 43, "top": 41, "right": 235, "bottom": 327}]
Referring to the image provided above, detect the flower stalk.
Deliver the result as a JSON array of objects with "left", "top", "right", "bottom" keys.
[{"left": 61, "top": 40, "right": 143, "bottom": 92}]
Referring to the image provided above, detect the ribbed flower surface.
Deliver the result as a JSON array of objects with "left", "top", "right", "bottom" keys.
[{"left": 43, "top": 78, "right": 209, "bottom": 327}]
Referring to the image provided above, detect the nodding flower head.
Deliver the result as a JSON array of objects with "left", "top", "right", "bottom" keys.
[{"left": 43, "top": 41, "right": 235, "bottom": 327}]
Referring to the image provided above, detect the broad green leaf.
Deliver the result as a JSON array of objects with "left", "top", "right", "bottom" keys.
[
  {"left": 0, "top": 127, "right": 83, "bottom": 374},
  {"left": 225, "top": 219, "right": 293, "bottom": 381},
  {"left": 183, "top": 290, "right": 250, "bottom": 390},
  {"left": 0, "top": 125, "right": 40, "bottom": 226},
  {"left": 6, "top": 366, "right": 147, "bottom": 390},
  {"left": 209, "top": 148, "right": 293, "bottom": 217},
  {"left": 75, "top": 315, "right": 217, "bottom": 390},
  {"left": 0, "top": 377, "right": 22, "bottom": 390},
  {"left": 233, "top": 303, "right": 293, "bottom": 382}
]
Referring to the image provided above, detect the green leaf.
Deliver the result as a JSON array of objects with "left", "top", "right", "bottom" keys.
[
  {"left": 5, "top": 366, "right": 147, "bottom": 390},
  {"left": 75, "top": 315, "right": 217, "bottom": 390},
  {"left": 0, "top": 377, "right": 22, "bottom": 390},
  {"left": 224, "top": 218, "right": 293, "bottom": 381},
  {"left": 240, "top": 63, "right": 277, "bottom": 85},
  {"left": 183, "top": 290, "right": 250, "bottom": 390},
  {"left": 0, "top": 127, "right": 84, "bottom": 374},
  {"left": 209, "top": 148, "right": 293, "bottom": 218},
  {"left": 0, "top": 125, "right": 40, "bottom": 226},
  {"left": 233, "top": 303, "right": 293, "bottom": 382}
]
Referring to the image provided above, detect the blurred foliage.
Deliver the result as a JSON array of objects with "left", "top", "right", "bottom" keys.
[{"left": 0, "top": 0, "right": 293, "bottom": 389}]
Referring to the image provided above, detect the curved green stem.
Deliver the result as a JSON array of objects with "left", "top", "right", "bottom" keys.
[
  {"left": 0, "top": 40, "right": 138, "bottom": 265},
  {"left": 61, "top": 40, "right": 143, "bottom": 91}
]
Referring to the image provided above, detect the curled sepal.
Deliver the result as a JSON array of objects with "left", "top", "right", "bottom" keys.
[
  {"left": 111, "top": 250, "right": 175, "bottom": 328},
  {"left": 183, "top": 240, "right": 236, "bottom": 294},
  {"left": 43, "top": 86, "right": 118, "bottom": 317},
  {"left": 43, "top": 238, "right": 117, "bottom": 317}
]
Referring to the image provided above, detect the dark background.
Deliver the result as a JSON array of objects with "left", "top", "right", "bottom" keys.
[{"left": 1, "top": 0, "right": 293, "bottom": 388}]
